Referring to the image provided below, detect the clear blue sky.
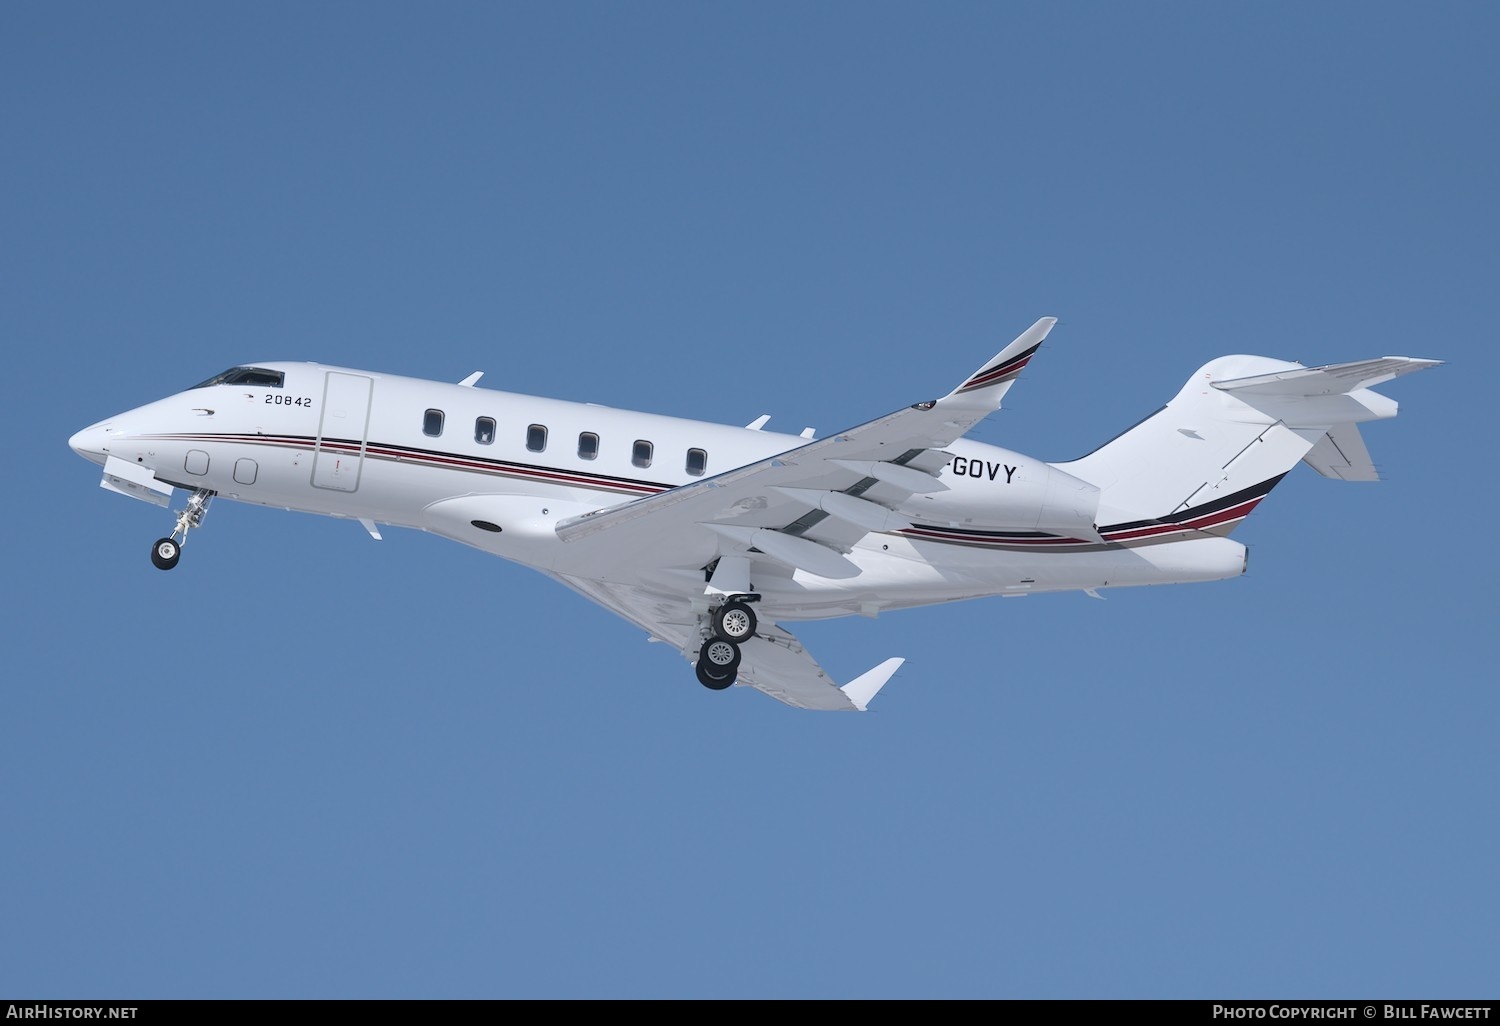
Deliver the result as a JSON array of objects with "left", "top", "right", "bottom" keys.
[{"left": 4, "top": 1, "right": 1494, "bottom": 999}]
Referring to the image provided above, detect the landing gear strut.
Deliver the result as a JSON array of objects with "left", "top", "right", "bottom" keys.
[
  {"left": 151, "top": 488, "right": 214, "bottom": 571},
  {"left": 694, "top": 595, "right": 760, "bottom": 691}
]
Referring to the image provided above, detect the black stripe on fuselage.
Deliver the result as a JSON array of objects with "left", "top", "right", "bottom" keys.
[
  {"left": 899, "top": 475, "right": 1289, "bottom": 551},
  {"left": 1101, "top": 474, "right": 1287, "bottom": 535}
]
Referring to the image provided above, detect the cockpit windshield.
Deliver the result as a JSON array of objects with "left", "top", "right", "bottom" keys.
[{"left": 190, "top": 366, "right": 285, "bottom": 389}]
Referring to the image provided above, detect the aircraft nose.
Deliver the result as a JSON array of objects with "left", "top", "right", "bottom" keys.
[{"left": 68, "top": 423, "right": 110, "bottom": 463}]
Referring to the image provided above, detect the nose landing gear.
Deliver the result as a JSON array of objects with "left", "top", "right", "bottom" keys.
[
  {"left": 150, "top": 488, "right": 215, "bottom": 571},
  {"left": 694, "top": 596, "right": 760, "bottom": 691}
]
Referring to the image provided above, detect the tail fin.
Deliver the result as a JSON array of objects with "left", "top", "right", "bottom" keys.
[{"left": 1058, "top": 354, "right": 1440, "bottom": 538}]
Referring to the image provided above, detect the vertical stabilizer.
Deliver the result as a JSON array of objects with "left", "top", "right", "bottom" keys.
[{"left": 1058, "top": 355, "right": 1439, "bottom": 535}]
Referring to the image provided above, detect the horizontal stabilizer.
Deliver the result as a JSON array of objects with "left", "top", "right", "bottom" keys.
[
  {"left": 840, "top": 657, "right": 904, "bottom": 711},
  {"left": 1212, "top": 357, "right": 1441, "bottom": 397},
  {"left": 1303, "top": 423, "right": 1379, "bottom": 481}
]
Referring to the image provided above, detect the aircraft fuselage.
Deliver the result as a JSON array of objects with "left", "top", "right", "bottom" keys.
[{"left": 68, "top": 360, "right": 1245, "bottom": 625}]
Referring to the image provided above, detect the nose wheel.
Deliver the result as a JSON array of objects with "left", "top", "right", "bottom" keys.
[
  {"left": 150, "top": 488, "right": 214, "bottom": 571},
  {"left": 151, "top": 537, "right": 182, "bottom": 570}
]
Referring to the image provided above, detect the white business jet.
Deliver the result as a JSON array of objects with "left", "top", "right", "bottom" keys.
[{"left": 68, "top": 318, "right": 1438, "bottom": 711}]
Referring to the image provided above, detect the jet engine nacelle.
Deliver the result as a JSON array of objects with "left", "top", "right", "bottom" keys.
[{"left": 896, "top": 451, "right": 1102, "bottom": 539}]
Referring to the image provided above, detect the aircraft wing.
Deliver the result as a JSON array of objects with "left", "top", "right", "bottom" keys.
[
  {"left": 543, "top": 318, "right": 1054, "bottom": 709},
  {"left": 554, "top": 317, "right": 1055, "bottom": 566},
  {"left": 549, "top": 573, "right": 904, "bottom": 711}
]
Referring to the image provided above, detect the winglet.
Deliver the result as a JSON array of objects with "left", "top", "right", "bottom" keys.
[
  {"left": 942, "top": 317, "right": 1056, "bottom": 408},
  {"left": 841, "top": 657, "right": 904, "bottom": 711}
]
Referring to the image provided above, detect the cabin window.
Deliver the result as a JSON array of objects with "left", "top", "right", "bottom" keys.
[
  {"left": 686, "top": 448, "right": 707, "bottom": 476},
  {"left": 578, "top": 432, "right": 599, "bottom": 461},
  {"left": 526, "top": 424, "right": 548, "bottom": 452},
  {"left": 475, "top": 417, "right": 496, "bottom": 445},
  {"left": 632, "top": 439, "right": 653, "bottom": 469},
  {"left": 423, "top": 409, "right": 445, "bottom": 437}
]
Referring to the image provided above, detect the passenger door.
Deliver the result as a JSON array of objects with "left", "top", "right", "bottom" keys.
[{"left": 311, "top": 372, "right": 373, "bottom": 492}]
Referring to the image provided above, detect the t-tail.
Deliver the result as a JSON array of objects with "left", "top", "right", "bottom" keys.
[{"left": 1056, "top": 354, "right": 1442, "bottom": 543}]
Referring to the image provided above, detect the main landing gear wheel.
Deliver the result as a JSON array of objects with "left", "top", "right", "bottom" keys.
[
  {"left": 713, "top": 600, "right": 758, "bottom": 643},
  {"left": 696, "top": 660, "right": 735, "bottom": 690},
  {"left": 696, "top": 637, "right": 740, "bottom": 690},
  {"left": 150, "top": 538, "right": 181, "bottom": 571}
]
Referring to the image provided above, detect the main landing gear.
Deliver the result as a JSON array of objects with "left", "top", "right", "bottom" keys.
[
  {"left": 150, "top": 488, "right": 215, "bottom": 571},
  {"left": 694, "top": 596, "right": 759, "bottom": 691}
]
